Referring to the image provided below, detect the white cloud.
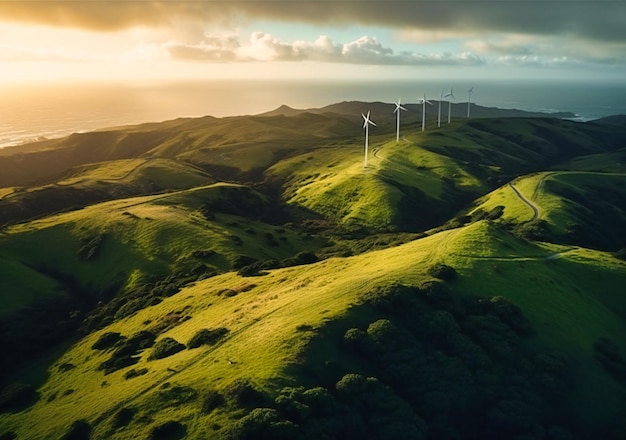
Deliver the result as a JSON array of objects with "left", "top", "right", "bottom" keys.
[{"left": 166, "top": 32, "right": 484, "bottom": 66}]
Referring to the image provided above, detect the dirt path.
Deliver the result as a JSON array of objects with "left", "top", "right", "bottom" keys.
[{"left": 508, "top": 182, "right": 539, "bottom": 220}]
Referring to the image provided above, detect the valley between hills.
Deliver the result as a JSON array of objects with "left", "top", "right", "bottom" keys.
[{"left": 1, "top": 102, "right": 625, "bottom": 440}]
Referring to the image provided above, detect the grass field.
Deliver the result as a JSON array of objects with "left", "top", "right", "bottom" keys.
[{"left": 1, "top": 111, "right": 626, "bottom": 439}]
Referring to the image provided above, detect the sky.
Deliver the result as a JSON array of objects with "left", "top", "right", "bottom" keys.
[{"left": 1, "top": 0, "right": 625, "bottom": 85}]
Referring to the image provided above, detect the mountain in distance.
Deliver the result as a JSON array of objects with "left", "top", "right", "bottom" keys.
[
  {"left": 0, "top": 103, "right": 625, "bottom": 440},
  {"left": 260, "top": 100, "right": 578, "bottom": 119}
]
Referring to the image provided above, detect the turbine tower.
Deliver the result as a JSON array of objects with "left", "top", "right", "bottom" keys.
[
  {"left": 419, "top": 93, "right": 433, "bottom": 132},
  {"left": 394, "top": 98, "right": 408, "bottom": 142},
  {"left": 362, "top": 111, "right": 376, "bottom": 168},
  {"left": 437, "top": 90, "right": 445, "bottom": 128},
  {"left": 467, "top": 86, "right": 474, "bottom": 118},
  {"left": 445, "top": 87, "right": 455, "bottom": 124}
]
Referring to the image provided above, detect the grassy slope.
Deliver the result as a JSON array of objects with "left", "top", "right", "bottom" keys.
[
  {"left": 2, "top": 113, "right": 626, "bottom": 438},
  {"left": 1, "top": 221, "right": 624, "bottom": 438},
  {"left": 470, "top": 171, "right": 626, "bottom": 250},
  {"left": 0, "top": 183, "right": 323, "bottom": 317}
]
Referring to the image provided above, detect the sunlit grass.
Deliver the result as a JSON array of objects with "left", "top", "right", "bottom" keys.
[{"left": 3, "top": 219, "right": 625, "bottom": 438}]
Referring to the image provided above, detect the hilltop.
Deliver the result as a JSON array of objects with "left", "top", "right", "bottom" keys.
[{"left": 0, "top": 104, "right": 625, "bottom": 439}]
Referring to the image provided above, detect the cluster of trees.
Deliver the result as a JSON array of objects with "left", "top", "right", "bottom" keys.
[{"left": 216, "top": 283, "right": 614, "bottom": 440}]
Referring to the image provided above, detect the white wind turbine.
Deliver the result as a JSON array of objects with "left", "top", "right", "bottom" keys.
[
  {"left": 362, "top": 111, "right": 376, "bottom": 168},
  {"left": 394, "top": 98, "right": 408, "bottom": 142},
  {"left": 437, "top": 90, "right": 445, "bottom": 128},
  {"left": 419, "top": 93, "right": 433, "bottom": 132},
  {"left": 445, "top": 87, "right": 455, "bottom": 124},
  {"left": 467, "top": 86, "right": 474, "bottom": 118}
]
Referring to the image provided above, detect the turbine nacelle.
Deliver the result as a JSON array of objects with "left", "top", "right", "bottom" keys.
[
  {"left": 394, "top": 99, "right": 408, "bottom": 113},
  {"left": 419, "top": 93, "right": 433, "bottom": 105},
  {"left": 362, "top": 111, "right": 376, "bottom": 129}
]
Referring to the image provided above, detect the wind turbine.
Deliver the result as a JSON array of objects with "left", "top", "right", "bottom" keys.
[
  {"left": 445, "top": 87, "right": 455, "bottom": 124},
  {"left": 362, "top": 111, "right": 376, "bottom": 168},
  {"left": 393, "top": 98, "right": 407, "bottom": 142},
  {"left": 419, "top": 93, "right": 433, "bottom": 132},
  {"left": 467, "top": 86, "right": 474, "bottom": 118},
  {"left": 437, "top": 90, "right": 445, "bottom": 128}
]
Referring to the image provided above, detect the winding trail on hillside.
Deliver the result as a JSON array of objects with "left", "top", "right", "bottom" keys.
[
  {"left": 373, "top": 146, "right": 383, "bottom": 159},
  {"left": 508, "top": 182, "right": 539, "bottom": 220}
]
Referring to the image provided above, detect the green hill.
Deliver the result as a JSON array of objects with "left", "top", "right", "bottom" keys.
[
  {"left": 1, "top": 221, "right": 624, "bottom": 439},
  {"left": 1, "top": 105, "right": 626, "bottom": 440}
]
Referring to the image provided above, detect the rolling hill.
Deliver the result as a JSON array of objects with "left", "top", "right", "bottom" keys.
[{"left": 1, "top": 104, "right": 625, "bottom": 440}]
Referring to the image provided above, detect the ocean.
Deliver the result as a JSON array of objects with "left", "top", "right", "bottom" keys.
[{"left": 1, "top": 79, "right": 625, "bottom": 149}]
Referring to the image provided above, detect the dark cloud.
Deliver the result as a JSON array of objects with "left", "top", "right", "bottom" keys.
[{"left": 1, "top": 1, "right": 625, "bottom": 42}]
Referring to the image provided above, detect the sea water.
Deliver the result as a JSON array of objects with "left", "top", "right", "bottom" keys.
[{"left": 1, "top": 79, "right": 625, "bottom": 149}]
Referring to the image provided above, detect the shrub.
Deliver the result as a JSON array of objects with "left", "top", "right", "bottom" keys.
[
  {"left": 223, "top": 408, "right": 297, "bottom": 440},
  {"left": 148, "top": 421, "right": 186, "bottom": 440},
  {"left": 222, "top": 379, "right": 268, "bottom": 407},
  {"left": 60, "top": 420, "right": 91, "bottom": 440},
  {"left": 237, "top": 264, "right": 263, "bottom": 277},
  {"left": 148, "top": 337, "right": 186, "bottom": 360},
  {"left": 281, "top": 252, "right": 318, "bottom": 268},
  {"left": 201, "top": 389, "right": 225, "bottom": 414},
  {"left": 91, "top": 332, "right": 123, "bottom": 350},
  {"left": 233, "top": 255, "right": 258, "bottom": 270},
  {"left": 187, "top": 328, "right": 229, "bottom": 349},
  {"left": 111, "top": 407, "right": 135, "bottom": 429},
  {"left": 98, "top": 331, "right": 156, "bottom": 374},
  {"left": 514, "top": 219, "right": 552, "bottom": 241},
  {"left": 428, "top": 263, "right": 457, "bottom": 280},
  {"left": 124, "top": 368, "right": 149, "bottom": 379}
]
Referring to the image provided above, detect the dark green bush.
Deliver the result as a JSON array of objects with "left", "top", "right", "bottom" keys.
[
  {"left": 201, "top": 389, "right": 225, "bottom": 414},
  {"left": 222, "top": 379, "right": 268, "bottom": 408},
  {"left": 91, "top": 332, "right": 123, "bottom": 350},
  {"left": 233, "top": 255, "right": 258, "bottom": 270},
  {"left": 148, "top": 337, "right": 185, "bottom": 360},
  {"left": 514, "top": 219, "right": 553, "bottom": 241},
  {"left": 98, "top": 331, "right": 156, "bottom": 374},
  {"left": 0, "top": 432, "right": 16, "bottom": 440},
  {"left": 428, "top": 263, "right": 457, "bottom": 280},
  {"left": 111, "top": 407, "right": 135, "bottom": 429},
  {"left": 60, "top": 420, "right": 91, "bottom": 440},
  {"left": 148, "top": 421, "right": 186, "bottom": 440},
  {"left": 187, "top": 328, "right": 229, "bottom": 349},
  {"left": 124, "top": 368, "right": 149, "bottom": 379},
  {"left": 281, "top": 252, "right": 318, "bottom": 268},
  {"left": 223, "top": 408, "right": 298, "bottom": 440}
]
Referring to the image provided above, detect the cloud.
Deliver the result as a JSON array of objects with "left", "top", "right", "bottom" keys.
[
  {"left": 167, "top": 33, "right": 240, "bottom": 61},
  {"left": 1, "top": 1, "right": 625, "bottom": 43},
  {"left": 165, "top": 33, "right": 483, "bottom": 66}
]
